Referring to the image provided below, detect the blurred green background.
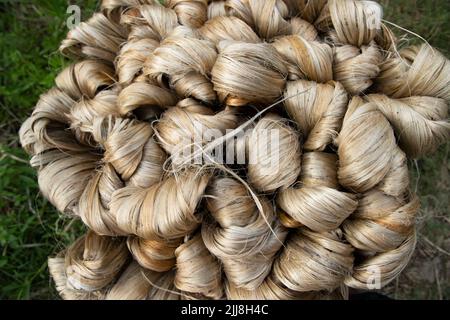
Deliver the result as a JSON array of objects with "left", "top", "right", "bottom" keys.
[{"left": 0, "top": 0, "right": 448, "bottom": 299}]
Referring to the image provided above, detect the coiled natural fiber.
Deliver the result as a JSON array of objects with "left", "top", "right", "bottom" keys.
[{"left": 20, "top": 0, "right": 450, "bottom": 300}]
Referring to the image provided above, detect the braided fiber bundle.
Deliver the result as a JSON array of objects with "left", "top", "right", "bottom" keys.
[{"left": 20, "top": 0, "right": 450, "bottom": 300}]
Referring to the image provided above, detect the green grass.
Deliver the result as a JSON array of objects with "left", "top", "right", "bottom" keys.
[
  {"left": 0, "top": 146, "right": 86, "bottom": 299},
  {"left": 380, "top": 0, "right": 450, "bottom": 300},
  {"left": 0, "top": 0, "right": 449, "bottom": 300},
  {"left": 381, "top": 0, "right": 449, "bottom": 55},
  {"left": 1, "top": 0, "right": 97, "bottom": 143},
  {"left": 0, "top": 0, "right": 97, "bottom": 299}
]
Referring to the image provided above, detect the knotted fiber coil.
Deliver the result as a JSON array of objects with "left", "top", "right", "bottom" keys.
[{"left": 20, "top": 0, "right": 450, "bottom": 300}]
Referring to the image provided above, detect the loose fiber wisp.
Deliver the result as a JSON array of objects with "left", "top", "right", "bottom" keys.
[{"left": 19, "top": 0, "right": 450, "bottom": 300}]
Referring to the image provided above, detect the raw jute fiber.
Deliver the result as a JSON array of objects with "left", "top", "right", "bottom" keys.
[{"left": 19, "top": 0, "right": 450, "bottom": 300}]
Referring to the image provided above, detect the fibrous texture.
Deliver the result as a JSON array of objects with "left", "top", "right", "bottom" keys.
[{"left": 19, "top": 0, "right": 450, "bottom": 300}]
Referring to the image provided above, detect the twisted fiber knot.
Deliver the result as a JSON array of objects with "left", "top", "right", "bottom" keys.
[{"left": 19, "top": 0, "right": 450, "bottom": 300}]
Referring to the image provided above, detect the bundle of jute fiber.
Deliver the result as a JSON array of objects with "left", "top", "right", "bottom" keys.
[{"left": 19, "top": 0, "right": 450, "bottom": 300}]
